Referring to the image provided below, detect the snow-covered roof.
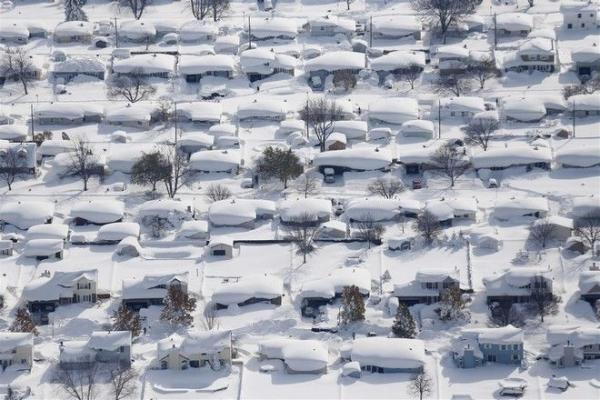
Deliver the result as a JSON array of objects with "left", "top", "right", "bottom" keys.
[
  {"left": 0, "top": 201, "right": 55, "bottom": 230},
  {"left": 250, "top": 18, "right": 298, "bottom": 39},
  {"left": 177, "top": 102, "right": 222, "bottom": 122},
  {"left": 23, "top": 270, "right": 97, "bottom": 301},
  {"left": 471, "top": 145, "right": 551, "bottom": 169},
  {"left": 177, "top": 132, "right": 215, "bottom": 149},
  {"left": 70, "top": 200, "right": 125, "bottom": 224},
  {"left": 313, "top": 148, "right": 392, "bottom": 171},
  {"left": 484, "top": 267, "right": 551, "bottom": 296},
  {"left": 177, "top": 220, "right": 209, "bottom": 239},
  {"left": 189, "top": 149, "right": 240, "bottom": 172},
  {"left": 0, "top": 22, "right": 29, "bottom": 40},
  {"left": 332, "top": 120, "right": 368, "bottom": 139},
  {"left": 368, "top": 97, "right": 419, "bottom": 124},
  {"left": 309, "top": 15, "right": 355, "bottom": 33},
  {"left": 570, "top": 196, "right": 600, "bottom": 218},
  {"left": 97, "top": 222, "right": 140, "bottom": 242},
  {"left": 440, "top": 97, "right": 486, "bottom": 114},
  {"left": 278, "top": 198, "right": 332, "bottom": 222},
  {"left": 212, "top": 274, "right": 283, "bottom": 305},
  {"left": 463, "top": 326, "right": 524, "bottom": 345},
  {"left": 345, "top": 198, "right": 401, "bottom": 221},
  {"left": 496, "top": 13, "right": 534, "bottom": 31},
  {"left": 179, "top": 20, "right": 218, "bottom": 41},
  {"left": 179, "top": 55, "right": 236, "bottom": 74},
  {"left": 112, "top": 54, "right": 176, "bottom": 74},
  {"left": 237, "top": 99, "right": 287, "bottom": 120},
  {"left": 518, "top": 37, "right": 554, "bottom": 55},
  {"left": 122, "top": 273, "right": 188, "bottom": 300},
  {"left": 52, "top": 56, "right": 105, "bottom": 73},
  {"left": 372, "top": 15, "right": 421, "bottom": 36},
  {"left": 35, "top": 103, "right": 104, "bottom": 120},
  {"left": 560, "top": 1, "right": 598, "bottom": 12},
  {"left": 105, "top": 103, "right": 156, "bottom": 123},
  {"left": 436, "top": 45, "right": 469, "bottom": 59},
  {"left": 54, "top": 21, "right": 93, "bottom": 37},
  {"left": 571, "top": 47, "right": 600, "bottom": 63},
  {"left": 137, "top": 199, "right": 193, "bottom": 220},
  {"left": 329, "top": 267, "right": 371, "bottom": 295},
  {"left": 119, "top": 20, "right": 156, "bottom": 39},
  {"left": 106, "top": 143, "right": 156, "bottom": 173},
  {"left": 209, "top": 198, "right": 276, "bottom": 226},
  {"left": 299, "top": 278, "right": 336, "bottom": 299},
  {"left": 493, "top": 197, "right": 549, "bottom": 219},
  {"left": 579, "top": 270, "right": 600, "bottom": 294},
  {"left": 88, "top": 331, "right": 131, "bottom": 351},
  {"left": 0, "top": 333, "right": 33, "bottom": 352},
  {"left": 370, "top": 51, "right": 426, "bottom": 71},
  {"left": 27, "top": 224, "right": 69, "bottom": 241},
  {"left": 568, "top": 93, "right": 600, "bottom": 111},
  {"left": 547, "top": 325, "right": 600, "bottom": 348},
  {"left": 533, "top": 215, "right": 573, "bottom": 229},
  {"left": 351, "top": 338, "right": 425, "bottom": 369},
  {"left": 0, "top": 124, "right": 28, "bottom": 141},
  {"left": 304, "top": 51, "right": 365, "bottom": 72},
  {"left": 528, "top": 28, "right": 556, "bottom": 41},
  {"left": 240, "top": 48, "right": 276, "bottom": 74},
  {"left": 401, "top": 119, "right": 435, "bottom": 135},
  {"left": 502, "top": 97, "right": 547, "bottom": 122},
  {"left": 260, "top": 339, "right": 328, "bottom": 372},
  {"left": 179, "top": 330, "right": 231, "bottom": 356}
]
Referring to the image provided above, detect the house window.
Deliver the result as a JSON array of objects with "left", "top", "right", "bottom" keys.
[
  {"left": 581, "top": 23, "right": 585, "bottom": 28},
  {"left": 119, "top": 346, "right": 125, "bottom": 353},
  {"left": 500, "top": 345, "right": 506, "bottom": 350},
  {"left": 568, "top": 23, "right": 573, "bottom": 29},
  {"left": 513, "top": 344, "right": 519, "bottom": 350},
  {"left": 21, "top": 359, "right": 26, "bottom": 364},
  {"left": 512, "top": 354, "right": 520, "bottom": 361},
  {"left": 161, "top": 361, "right": 167, "bottom": 369},
  {"left": 578, "top": 13, "right": 582, "bottom": 18},
  {"left": 190, "top": 360, "right": 200, "bottom": 368}
]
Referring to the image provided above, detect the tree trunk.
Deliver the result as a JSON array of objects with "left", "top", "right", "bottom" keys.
[{"left": 21, "top": 78, "right": 28, "bottom": 95}]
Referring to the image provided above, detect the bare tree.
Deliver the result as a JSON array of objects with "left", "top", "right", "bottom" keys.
[
  {"left": 437, "top": 286, "right": 467, "bottom": 321},
  {"left": 464, "top": 119, "right": 499, "bottom": 151},
  {"left": 285, "top": 213, "right": 319, "bottom": 263},
  {"left": 530, "top": 283, "right": 560, "bottom": 323},
  {"left": 299, "top": 98, "right": 344, "bottom": 152},
  {"left": 0, "top": 147, "right": 26, "bottom": 191},
  {"left": 434, "top": 74, "right": 472, "bottom": 97},
  {"left": 55, "top": 363, "right": 99, "bottom": 400},
  {"left": 0, "top": 48, "right": 37, "bottom": 95},
  {"left": 294, "top": 173, "right": 319, "bottom": 198},
  {"left": 123, "top": 0, "right": 148, "bottom": 19},
  {"left": 529, "top": 220, "right": 557, "bottom": 249},
  {"left": 206, "top": 183, "right": 232, "bottom": 202},
  {"left": 410, "top": 0, "right": 478, "bottom": 43},
  {"left": 161, "top": 146, "right": 189, "bottom": 199},
  {"left": 64, "top": 0, "right": 87, "bottom": 21},
  {"left": 468, "top": 57, "right": 498, "bottom": 89},
  {"left": 574, "top": 211, "right": 600, "bottom": 249},
  {"left": 489, "top": 301, "right": 525, "bottom": 327},
  {"left": 367, "top": 177, "right": 405, "bottom": 199},
  {"left": 354, "top": 214, "right": 385, "bottom": 249},
  {"left": 110, "top": 368, "right": 137, "bottom": 400},
  {"left": 146, "top": 215, "right": 174, "bottom": 238},
  {"left": 414, "top": 211, "right": 441, "bottom": 244},
  {"left": 108, "top": 69, "right": 156, "bottom": 103},
  {"left": 408, "top": 371, "right": 433, "bottom": 400},
  {"left": 333, "top": 70, "right": 357, "bottom": 92},
  {"left": 210, "top": 0, "right": 229, "bottom": 21},
  {"left": 401, "top": 65, "right": 423, "bottom": 90},
  {"left": 431, "top": 143, "right": 470, "bottom": 187},
  {"left": 189, "top": 0, "right": 210, "bottom": 19},
  {"left": 345, "top": 0, "right": 354, "bottom": 10},
  {"left": 202, "top": 303, "right": 220, "bottom": 330},
  {"left": 65, "top": 137, "right": 101, "bottom": 191}
]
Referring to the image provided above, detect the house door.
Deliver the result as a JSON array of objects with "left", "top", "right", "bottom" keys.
[
  {"left": 213, "top": 249, "right": 226, "bottom": 256},
  {"left": 487, "top": 354, "right": 496, "bottom": 362}
]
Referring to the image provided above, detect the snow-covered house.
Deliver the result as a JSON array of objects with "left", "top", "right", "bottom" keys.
[
  {"left": 547, "top": 325, "right": 600, "bottom": 368},
  {"left": 531, "top": 216, "right": 574, "bottom": 242},
  {"left": 176, "top": 102, "right": 222, "bottom": 125},
  {"left": 371, "top": 15, "right": 422, "bottom": 40},
  {"left": 239, "top": 49, "right": 297, "bottom": 82},
  {"left": 314, "top": 148, "right": 392, "bottom": 174},
  {"left": 51, "top": 56, "right": 106, "bottom": 82},
  {"left": 207, "top": 237, "right": 234, "bottom": 258},
  {"left": 112, "top": 54, "right": 176, "bottom": 78},
  {"left": 305, "top": 51, "right": 365, "bottom": 90},
  {"left": 436, "top": 45, "right": 470, "bottom": 75},
  {"left": 188, "top": 149, "right": 240, "bottom": 173},
  {"left": 370, "top": 51, "right": 426, "bottom": 84},
  {"left": 0, "top": 333, "right": 33, "bottom": 372},
  {"left": 96, "top": 222, "right": 141, "bottom": 244},
  {"left": 495, "top": 13, "right": 533, "bottom": 36},
  {"left": 237, "top": 99, "right": 287, "bottom": 121},
  {"left": 560, "top": 1, "right": 598, "bottom": 30},
  {"left": 0, "top": 22, "right": 29, "bottom": 43},
  {"left": 119, "top": 20, "right": 156, "bottom": 43},
  {"left": 70, "top": 200, "right": 125, "bottom": 226},
  {"left": 471, "top": 146, "right": 551, "bottom": 171},
  {"left": 177, "top": 132, "right": 214, "bottom": 154},
  {"left": 0, "top": 201, "right": 54, "bottom": 230},
  {"left": 579, "top": 270, "right": 600, "bottom": 306},
  {"left": 569, "top": 93, "right": 600, "bottom": 117},
  {"left": 215, "top": 34, "right": 239, "bottom": 54},
  {"left": 0, "top": 142, "right": 37, "bottom": 174},
  {"left": 35, "top": 103, "right": 104, "bottom": 125},
  {"left": 259, "top": 339, "right": 329, "bottom": 374},
  {"left": 332, "top": 120, "right": 368, "bottom": 140},
  {"left": 208, "top": 199, "right": 276, "bottom": 228},
  {"left": 122, "top": 273, "right": 188, "bottom": 311},
  {"left": 368, "top": 97, "right": 419, "bottom": 124},
  {"left": 349, "top": 337, "right": 425, "bottom": 373},
  {"left": 0, "top": 124, "right": 28, "bottom": 142},
  {"left": 26, "top": 224, "right": 69, "bottom": 242},
  {"left": 60, "top": 330, "right": 131, "bottom": 369},
  {"left": 493, "top": 197, "right": 549, "bottom": 220},
  {"left": 137, "top": 199, "right": 194, "bottom": 225},
  {"left": 248, "top": 18, "right": 298, "bottom": 41},
  {"left": 502, "top": 97, "right": 547, "bottom": 122},
  {"left": 483, "top": 268, "right": 553, "bottom": 305},
  {"left": 212, "top": 274, "right": 283, "bottom": 310},
  {"left": 308, "top": 16, "right": 355, "bottom": 37},
  {"left": 499, "top": 38, "right": 557, "bottom": 73},
  {"left": 571, "top": 46, "right": 600, "bottom": 78},
  {"left": 157, "top": 330, "right": 232, "bottom": 370},
  {"left": 452, "top": 326, "right": 524, "bottom": 368},
  {"left": 54, "top": 21, "right": 94, "bottom": 43},
  {"left": 176, "top": 220, "right": 210, "bottom": 241},
  {"left": 439, "top": 97, "right": 485, "bottom": 120},
  {"left": 179, "top": 20, "right": 218, "bottom": 42},
  {"left": 23, "top": 270, "right": 99, "bottom": 324},
  {"left": 279, "top": 198, "right": 331, "bottom": 226},
  {"left": 394, "top": 269, "right": 460, "bottom": 306},
  {"left": 179, "top": 55, "right": 236, "bottom": 83},
  {"left": 345, "top": 198, "right": 401, "bottom": 222},
  {"left": 401, "top": 120, "right": 435, "bottom": 139},
  {"left": 105, "top": 103, "right": 157, "bottom": 127}
]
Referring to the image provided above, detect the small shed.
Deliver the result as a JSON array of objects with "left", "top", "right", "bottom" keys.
[{"left": 208, "top": 237, "right": 234, "bottom": 258}]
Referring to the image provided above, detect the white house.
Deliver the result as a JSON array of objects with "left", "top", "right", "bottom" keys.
[
  {"left": 248, "top": 18, "right": 298, "bottom": 41},
  {"left": 305, "top": 51, "right": 365, "bottom": 90},
  {"left": 439, "top": 97, "right": 486, "bottom": 120},
  {"left": 483, "top": 267, "right": 553, "bottom": 304},
  {"left": 0, "top": 201, "right": 54, "bottom": 230},
  {"left": 560, "top": 1, "right": 598, "bottom": 30},
  {"left": 112, "top": 54, "right": 176, "bottom": 78},
  {"left": 119, "top": 20, "right": 156, "bottom": 43},
  {"left": 259, "top": 339, "right": 329, "bottom": 374},
  {"left": 157, "top": 330, "right": 232, "bottom": 370},
  {"left": 547, "top": 325, "right": 600, "bottom": 368},
  {"left": 237, "top": 99, "right": 287, "bottom": 121},
  {"left": 471, "top": 145, "right": 552, "bottom": 171},
  {"left": 349, "top": 337, "right": 426, "bottom": 373},
  {"left": 0, "top": 333, "right": 33, "bottom": 372},
  {"left": 309, "top": 16, "right": 355, "bottom": 37},
  {"left": 51, "top": 56, "right": 106, "bottom": 82},
  {"left": 188, "top": 149, "right": 240, "bottom": 173},
  {"left": 368, "top": 97, "right": 419, "bottom": 124},
  {"left": 371, "top": 15, "right": 422, "bottom": 40},
  {"left": 35, "top": 103, "right": 104, "bottom": 125},
  {"left": 179, "top": 20, "right": 218, "bottom": 42},
  {"left": 122, "top": 273, "right": 188, "bottom": 311},
  {"left": 313, "top": 148, "right": 392, "bottom": 173},
  {"left": 499, "top": 38, "right": 557, "bottom": 73},
  {"left": 492, "top": 197, "right": 549, "bottom": 220},
  {"left": 54, "top": 21, "right": 94, "bottom": 43},
  {"left": 179, "top": 55, "right": 236, "bottom": 83},
  {"left": 60, "top": 330, "right": 131, "bottom": 369},
  {"left": 279, "top": 198, "right": 332, "bottom": 225},
  {"left": 495, "top": 13, "right": 534, "bottom": 36},
  {"left": 70, "top": 200, "right": 125, "bottom": 226},
  {"left": 211, "top": 274, "right": 283, "bottom": 309}
]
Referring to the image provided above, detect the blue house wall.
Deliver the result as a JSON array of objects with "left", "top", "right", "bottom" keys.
[{"left": 480, "top": 343, "right": 522, "bottom": 364}]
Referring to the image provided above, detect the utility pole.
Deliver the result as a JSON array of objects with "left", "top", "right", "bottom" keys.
[
  {"left": 305, "top": 95, "right": 309, "bottom": 139},
  {"left": 369, "top": 16, "right": 373, "bottom": 48},
  {"left": 493, "top": 13, "right": 497, "bottom": 49},
  {"left": 114, "top": 17, "right": 119, "bottom": 48},
  {"left": 438, "top": 98, "right": 441, "bottom": 139},
  {"left": 30, "top": 104, "right": 34, "bottom": 140},
  {"left": 173, "top": 101, "right": 178, "bottom": 145},
  {"left": 248, "top": 16, "right": 252, "bottom": 49},
  {"left": 572, "top": 100, "right": 576, "bottom": 137}
]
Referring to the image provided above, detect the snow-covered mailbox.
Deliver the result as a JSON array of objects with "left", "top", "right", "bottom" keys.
[
  {"left": 51, "top": 56, "right": 105, "bottom": 82},
  {"left": 179, "top": 55, "right": 236, "bottom": 83},
  {"left": 208, "top": 198, "right": 276, "bottom": 228},
  {"left": 349, "top": 337, "right": 426, "bottom": 374},
  {"left": 279, "top": 198, "right": 332, "bottom": 226},
  {"left": 371, "top": 15, "right": 422, "bottom": 40},
  {"left": 304, "top": 51, "right": 365, "bottom": 90},
  {"left": 0, "top": 124, "right": 28, "bottom": 142},
  {"left": 211, "top": 274, "right": 283, "bottom": 310},
  {"left": 571, "top": 47, "right": 600, "bottom": 78},
  {"left": 175, "top": 101, "right": 222, "bottom": 125},
  {"left": 308, "top": 15, "right": 355, "bottom": 38},
  {"left": 370, "top": 51, "right": 426, "bottom": 85},
  {"left": 247, "top": 17, "right": 298, "bottom": 41},
  {"left": 560, "top": 1, "right": 598, "bottom": 31},
  {"left": 118, "top": 20, "right": 156, "bottom": 43},
  {"left": 96, "top": 222, "right": 140, "bottom": 244},
  {"left": 23, "top": 270, "right": 99, "bottom": 324},
  {"left": 34, "top": 103, "right": 104, "bottom": 125},
  {"left": 452, "top": 326, "right": 524, "bottom": 368},
  {"left": 0, "top": 201, "right": 55, "bottom": 230},
  {"left": 471, "top": 145, "right": 551, "bottom": 172},
  {"left": 0, "top": 142, "right": 37, "bottom": 174},
  {"left": 59, "top": 330, "right": 131, "bottom": 369},
  {"left": 179, "top": 20, "right": 218, "bottom": 42},
  {"left": 435, "top": 45, "right": 470, "bottom": 75},
  {"left": 112, "top": 54, "right": 176, "bottom": 79},
  {"left": 492, "top": 197, "right": 549, "bottom": 220},
  {"left": 237, "top": 99, "right": 287, "bottom": 122},
  {"left": 259, "top": 339, "right": 329, "bottom": 374},
  {"left": 578, "top": 270, "right": 600, "bottom": 306},
  {"left": 439, "top": 97, "right": 485, "bottom": 120},
  {"left": 569, "top": 93, "right": 600, "bottom": 117},
  {"left": 495, "top": 12, "right": 533, "bottom": 36},
  {"left": 368, "top": 97, "right": 419, "bottom": 125},
  {"left": 546, "top": 325, "right": 600, "bottom": 368},
  {"left": 313, "top": 148, "right": 393, "bottom": 174},
  {"left": 394, "top": 269, "right": 460, "bottom": 306},
  {"left": 0, "top": 333, "right": 34, "bottom": 372},
  {"left": 239, "top": 49, "right": 297, "bottom": 82},
  {"left": 483, "top": 267, "right": 553, "bottom": 305},
  {"left": 54, "top": 21, "right": 94, "bottom": 43},
  {"left": 345, "top": 198, "right": 402, "bottom": 223},
  {"left": 70, "top": 200, "right": 125, "bottom": 226},
  {"left": 122, "top": 273, "right": 188, "bottom": 311},
  {"left": 189, "top": 149, "right": 241, "bottom": 173},
  {"left": 157, "top": 330, "right": 232, "bottom": 370},
  {"left": 207, "top": 237, "right": 234, "bottom": 258},
  {"left": 105, "top": 103, "right": 158, "bottom": 128}
]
